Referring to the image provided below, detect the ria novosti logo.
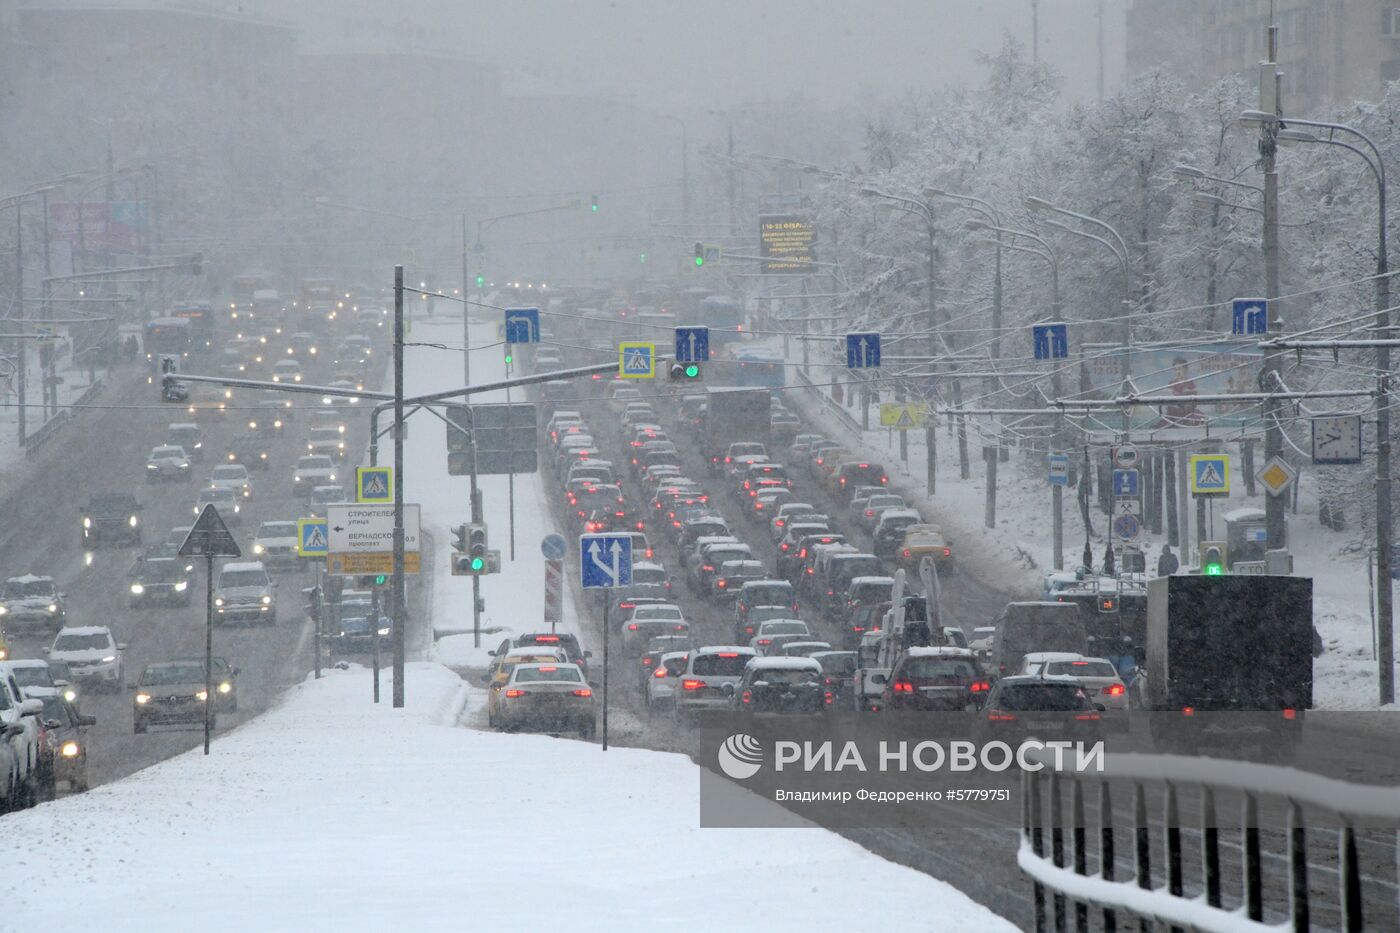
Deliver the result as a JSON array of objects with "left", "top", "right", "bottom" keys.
[{"left": 717, "top": 733, "right": 763, "bottom": 780}]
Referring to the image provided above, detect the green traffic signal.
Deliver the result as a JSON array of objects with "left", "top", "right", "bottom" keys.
[
  {"left": 684, "top": 364, "right": 699, "bottom": 378},
  {"left": 1204, "top": 562, "right": 1223, "bottom": 576},
  {"left": 591, "top": 194, "right": 599, "bottom": 212},
  {"left": 374, "top": 574, "right": 387, "bottom": 586},
  {"left": 470, "top": 556, "right": 485, "bottom": 572},
  {"left": 504, "top": 352, "right": 513, "bottom": 365},
  {"left": 475, "top": 274, "right": 485, "bottom": 288},
  {"left": 639, "top": 252, "right": 647, "bottom": 263},
  {"left": 695, "top": 255, "right": 704, "bottom": 267}
]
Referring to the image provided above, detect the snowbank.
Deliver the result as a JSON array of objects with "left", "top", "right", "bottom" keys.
[{"left": 0, "top": 663, "right": 1015, "bottom": 932}]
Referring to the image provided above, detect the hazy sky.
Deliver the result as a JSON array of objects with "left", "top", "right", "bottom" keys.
[{"left": 248, "top": 0, "right": 1125, "bottom": 107}]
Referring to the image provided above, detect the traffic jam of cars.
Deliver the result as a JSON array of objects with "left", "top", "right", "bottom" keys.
[{"left": 0, "top": 289, "right": 388, "bottom": 814}]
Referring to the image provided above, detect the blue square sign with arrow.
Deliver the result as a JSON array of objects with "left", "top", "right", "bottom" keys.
[
  {"left": 580, "top": 533, "right": 632, "bottom": 589},
  {"left": 504, "top": 307, "right": 540, "bottom": 344},
  {"left": 674, "top": 325, "right": 709, "bottom": 363},
  {"left": 846, "top": 332, "right": 880, "bottom": 369},
  {"left": 1032, "top": 322, "right": 1068, "bottom": 360},
  {"left": 1231, "top": 298, "right": 1267, "bottom": 336}
]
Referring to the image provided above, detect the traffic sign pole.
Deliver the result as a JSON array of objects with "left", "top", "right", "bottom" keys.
[{"left": 602, "top": 600, "right": 610, "bottom": 752}]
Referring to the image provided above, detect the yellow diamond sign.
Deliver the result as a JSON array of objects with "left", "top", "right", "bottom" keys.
[{"left": 1257, "top": 456, "right": 1297, "bottom": 498}]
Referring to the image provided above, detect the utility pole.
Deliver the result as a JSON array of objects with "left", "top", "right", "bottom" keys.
[
  {"left": 727, "top": 121, "right": 737, "bottom": 232},
  {"left": 460, "top": 212, "right": 471, "bottom": 386},
  {"left": 1258, "top": 27, "right": 1286, "bottom": 555},
  {"left": 1096, "top": 0, "right": 1105, "bottom": 102},
  {"left": 391, "top": 266, "right": 407, "bottom": 708},
  {"left": 14, "top": 205, "right": 25, "bottom": 444},
  {"left": 1031, "top": 0, "right": 1041, "bottom": 64}
]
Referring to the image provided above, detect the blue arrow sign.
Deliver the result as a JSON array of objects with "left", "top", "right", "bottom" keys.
[
  {"left": 580, "top": 533, "right": 632, "bottom": 589},
  {"left": 1032, "top": 322, "right": 1068, "bottom": 360},
  {"left": 1231, "top": 298, "right": 1267, "bottom": 336},
  {"left": 674, "top": 325, "right": 710, "bottom": 363},
  {"left": 846, "top": 332, "right": 880, "bottom": 369},
  {"left": 504, "top": 307, "right": 540, "bottom": 344},
  {"left": 1112, "top": 468, "right": 1140, "bottom": 498}
]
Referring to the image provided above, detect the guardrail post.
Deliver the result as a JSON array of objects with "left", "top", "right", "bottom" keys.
[
  {"left": 1164, "top": 781, "right": 1183, "bottom": 933},
  {"left": 1133, "top": 781, "right": 1151, "bottom": 933},
  {"left": 1243, "top": 793, "right": 1263, "bottom": 921},
  {"left": 1070, "top": 778, "right": 1088, "bottom": 933},
  {"left": 1028, "top": 767, "right": 1046, "bottom": 933},
  {"left": 1339, "top": 822, "right": 1362, "bottom": 931},
  {"left": 1290, "top": 802, "right": 1311, "bottom": 932},
  {"left": 1201, "top": 786, "right": 1221, "bottom": 909},
  {"left": 1100, "top": 781, "right": 1117, "bottom": 933},
  {"left": 1050, "top": 770, "right": 1066, "bottom": 932}
]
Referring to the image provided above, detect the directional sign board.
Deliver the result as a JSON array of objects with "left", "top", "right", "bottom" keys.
[
  {"left": 179, "top": 504, "right": 242, "bottom": 558},
  {"left": 619, "top": 342, "right": 656, "bottom": 379},
  {"left": 880, "top": 402, "right": 927, "bottom": 429},
  {"left": 1231, "top": 298, "right": 1268, "bottom": 336},
  {"left": 580, "top": 533, "right": 632, "bottom": 589},
  {"left": 540, "top": 533, "right": 567, "bottom": 561},
  {"left": 504, "top": 307, "right": 540, "bottom": 344},
  {"left": 1047, "top": 453, "right": 1069, "bottom": 487},
  {"left": 846, "top": 332, "right": 880, "bottom": 369},
  {"left": 327, "top": 552, "right": 422, "bottom": 576},
  {"left": 356, "top": 466, "right": 393, "bottom": 503},
  {"left": 326, "top": 504, "right": 421, "bottom": 553},
  {"left": 1257, "top": 456, "right": 1297, "bottom": 498},
  {"left": 446, "top": 403, "right": 538, "bottom": 475},
  {"left": 1112, "top": 513, "right": 1141, "bottom": 541},
  {"left": 1189, "top": 454, "right": 1230, "bottom": 497},
  {"left": 674, "top": 325, "right": 710, "bottom": 363},
  {"left": 759, "top": 214, "right": 816, "bottom": 274},
  {"left": 297, "top": 518, "right": 329, "bottom": 558},
  {"left": 1112, "top": 469, "right": 1140, "bottom": 498},
  {"left": 1032, "top": 322, "right": 1068, "bottom": 360}
]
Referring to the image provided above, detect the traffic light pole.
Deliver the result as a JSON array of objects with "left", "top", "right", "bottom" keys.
[
  {"left": 392, "top": 265, "right": 406, "bottom": 708},
  {"left": 370, "top": 586, "right": 381, "bottom": 703}
]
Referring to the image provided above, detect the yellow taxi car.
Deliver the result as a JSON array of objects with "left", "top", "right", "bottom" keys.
[
  {"left": 898, "top": 524, "right": 953, "bottom": 571},
  {"left": 483, "top": 644, "right": 569, "bottom": 728}
]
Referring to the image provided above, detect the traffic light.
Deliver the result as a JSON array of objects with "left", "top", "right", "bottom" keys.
[
  {"left": 694, "top": 242, "right": 704, "bottom": 267},
  {"left": 1201, "top": 542, "right": 1226, "bottom": 576},
  {"left": 475, "top": 273, "right": 485, "bottom": 288},
  {"left": 669, "top": 361, "right": 702, "bottom": 380},
  {"left": 639, "top": 252, "right": 647, "bottom": 264},
  {"left": 591, "top": 194, "right": 599, "bottom": 213}
]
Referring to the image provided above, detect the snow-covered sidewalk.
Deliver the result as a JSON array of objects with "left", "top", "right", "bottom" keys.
[{"left": 0, "top": 662, "right": 1016, "bottom": 931}]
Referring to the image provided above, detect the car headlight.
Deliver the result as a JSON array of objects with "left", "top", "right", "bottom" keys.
[
  {"left": 253, "top": 544, "right": 265, "bottom": 554},
  {"left": 135, "top": 693, "right": 150, "bottom": 704},
  {"left": 232, "top": 504, "right": 240, "bottom": 513},
  {"left": 196, "top": 691, "right": 208, "bottom": 702},
  {"left": 214, "top": 597, "right": 224, "bottom": 607},
  {"left": 130, "top": 583, "right": 145, "bottom": 595},
  {"left": 242, "top": 489, "right": 251, "bottom": 498},
  {"left": 61, "top": 740, "right": 80, "bottom": 758},
  {"left": 328, "top": 474, "right": 336, "bottom": 481},
  {"left": 0, "top": 605, "right": 7, "bottom": 615},
  {"left": 337, "top": 425, "right": 345, "bottom": 434},
  {"left": 83, "top": 517, "right": 92, "bottom": 529},
  {"left": 147, "top": 463, "right": 158, "bottom": 470},
  {"left": 261, "top": 595, "right": 272, "bottom": 605},
  {"left": 337, "top": 442, "right": 344, "bottom": 449},
  {"left": 218, "top": 681, "right": 232, "bottom": 694},
  {"left": 63, "top": 688, "right": 75, "bottom": 702},
  {"left": 129, "top": 515, "right": 139, "bottom": 527},
  {"left": 48, "top": 603, "right": 58, "bottom": 613},
  {"left": 377, "top": 627, "right": 390, "bottom": 636},
  {"left": 180, "top": 463, "right": 189, "bottom": 469},
  {"left": 194, "top": 442, "right": 202, "bottom": 449},
  {"left": 294, "top": 476, "right": 302, "bottom": 482},
  {"left": 174, "top": 580, "right": 188, "bottom": 592},
  {"left": 274, "top": 419, "right": 283, "bottom": 428},
  {"left": 101, "top": 655, "right": 116, "bottom": 663}
]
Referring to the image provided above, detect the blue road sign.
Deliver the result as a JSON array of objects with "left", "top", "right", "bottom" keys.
[
  {"left": 846, "top": 332, "right": 880, "bottom": 369},
  {"left": 297, "top": 518, "right": 329, "bottom": 558},
  {"left": 540, "top": 533, "right": 567, "bottom": 561},
  {"left": 1231, "top": 298, "right": 1268, "bottom": 336},
  {"left": 1048, "top": 453, "right": 1070, "bottom": 487},
  {"left": 356, "top": 466, "right": 393, "bottom": 503},
  {"left": 674, "top": 325, "right": 710, "bottom": 363},
  {"left": 1112, "top": 468, "right": 1140, "bottom": 498},
  {"left": 504, "top": 307, "right": 540, "bottom": 344},
  {"left": 1112, "top": 513, "right": 1141, "bottom": 541},
  {"left": 1032, "top": 322, "right": 1069, "bottom": 360},
  {"left": 580, "top": 533, "right": 633, "bottom": 589}
]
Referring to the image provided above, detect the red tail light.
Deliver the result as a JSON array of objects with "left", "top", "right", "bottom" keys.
[
  {"left": 851, "top": 625, "right": 865, "bottom": 633},
  {"left": 892, "top": 679, "right": 914, "bottom": 694},
  {"left": 1102, "top": 684, "right": 1125, "bottom": 697},
  {"left": 744, "top": 626, "right": 754, "bottom": 635},
  {"left": 987, "top": 710, "right": 1015, "bottom": 721},
  {"left": 1075, "top": 712, "right": 1100, "bottom": 721},
  {"left": 716, "top": 580, "right": 727, "bottom": 588},
  {"left": 755, "top": 639, "right": 771, "bottom": 646},
  {"left": 724, "top": 456, "right": 732, "bottom": 463},
  {"left": 572, "top": 688, "right": 593, "bottom": 698},
  {"left": 702, "top": 565, "right": 713, "bottom": 572},
  {"left": 880, "top": 476, "right": 888, "bottom": 485},
  {"left": 653, "top": 667, "right": 668, "bottom": 678},
  {"left": 865, "top": 509, "right": 874, "bottom": 517},
  {"left": 717, "top": 652, "right": 740, "bottom": 658},
  {"left": 627, "top": 623, "right": 638, "bottom": 631},
  {"left": 642, "top": 657, "right": 654, "bottom": 666},
  {"left": 780, "top": 543, "right": 789, "bottom": 552},
  {"left": 619, "top": 602, "right": 635, "bottom": 610},
  {"left": 969, "top": 680, "right": 991, "bottom": 693},
  {"left": 839, "top": 477, "right": 846, "bottom": 485},
  {"left": 943, "top": 547, "right": 951, "bottom": 557},
  {"left": 743, "top": 480, "right": 751, "bottom": 489},
  {"left": 1182, "top": 706, "right": 1195, "bottom": 717},
  {"left": 682, "top": 679, "right": 706, "bottom": 690},
  {"left": 902, "top": 548, "right": 911, "bottom": 558},
  {"left": 646, "top": 548, "right": 654, "bottom": 559},
  {"left": 824, "top": 691, "right": 834, "bottom": 705},
  {"left": 504, "top": 689, "right": 527, "bottom": 698},
  {"left": 1283, "top": 708, "right": 1297, "bottom": 720},
  {"left": 741, "top": 690, "right": 752, "bottom": 705}
]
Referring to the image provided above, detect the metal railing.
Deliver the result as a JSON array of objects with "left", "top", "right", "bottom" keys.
[
  {"left": 1020, "top": 749, "right": 1400, "bottom": 932},
  {"left": 794, "top": 366, "right": 863, "bottom": 438}
]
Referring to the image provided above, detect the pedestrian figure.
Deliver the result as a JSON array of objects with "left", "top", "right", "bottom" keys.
[{"left": 1157, "top": 545, "right": 1180, "bottom": 577}]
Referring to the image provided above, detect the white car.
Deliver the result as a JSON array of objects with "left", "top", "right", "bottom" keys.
[
  {"left": 1019, "top": 652, "right": 1130, "bottom": 723},
  {"left": 145, "top": 445, "right": 193, "bottom": 482},
  {"left": 621, "top": 603, "right": 687, "bottom": 652},
  {"left": 250, "top": 520, "right": 300, "bottom": 571},
  {"left": 193, "top": 485, "right": 242, "bottom": 527},
  {"left": 0, "top": 659, "right": 67, "bottom": 702},
  {"left": 645, "top": 650, "right": 690, "bottom": 712},
  {"left": 45, "top": 626, "right": 125, "bottom": 690},
  {"left": 270, "top": 359, "right": 303, "bottom": 383},
  {"left": 769, "top": 502, "right": 817, "bottom": 542},
  {"left": 673, "top": 646, "right": 755, "bottom": 723},
  {"left": 751, "top": 619, "right": 812, "bottom": 656},
  {"left": 293, "top": 456, "right": 337, "bottom": 496},
  {"left": 208, "top": 463, "right": 253, "bottom": 499},
  {"left": 0, "top": 670, "right": 44, "bottom": 806}
]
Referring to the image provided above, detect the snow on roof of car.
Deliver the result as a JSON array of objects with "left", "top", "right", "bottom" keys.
[
  {"left": 6, "top": 573, "right": 53, "bottom": 584},
  {"left": 877, "top": 509, "right": 923, "bottom": 521},
  {"left": 1022, "top": 652, "right": 1093, "bottom": 663},
  {"left": 747, "top": 656, "right": 822, "bottom": 671},
  {"left": 904, "top": 646, "right": 975, "bottom": 658},
  {"left": 54, "top": 625, "right": 111, "bottom": 637},
  {"left": 850, "top": 575, "right": 896, "bottom": 586},
  {"left": 694, "top": 645, "right": 754, "bottom": 655},
  {"left": 221, "top": 561, "right": 267, "bottom": 574},
  {"left": 1, "top": 658, "right": 48, "bottom": 668}
]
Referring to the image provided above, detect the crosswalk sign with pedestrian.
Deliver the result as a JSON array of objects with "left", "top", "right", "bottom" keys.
[
  {"left": 1189, "top": 454, "right": 1230, "bottom": 497},
  {"left": 619, "top": 342, "right": 656, "bottom": 379},
  {"left": 356, "top": 466, "right": 393, "bottom": 503},
  {"left": 297, "top": 518, "right": 329, "bottom": 557}
]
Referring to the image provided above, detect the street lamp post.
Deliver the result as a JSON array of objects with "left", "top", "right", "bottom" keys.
[{"left": 1245, "top": 108, "right": 1393, "bottom": 705}]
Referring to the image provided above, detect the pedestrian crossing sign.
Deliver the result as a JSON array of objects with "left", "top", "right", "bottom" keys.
[
  {"left": 1189, "top": 454, "right": 1229, "bottom": 497},
  {"left": 297, "top": 518, "right": 329, "bottom": 557},
  {"left": 619, "top": 342, "right": 656, "bottom": 379},
  {"left": 356, "top": 466, "right": 393, "bottom": 503}
]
